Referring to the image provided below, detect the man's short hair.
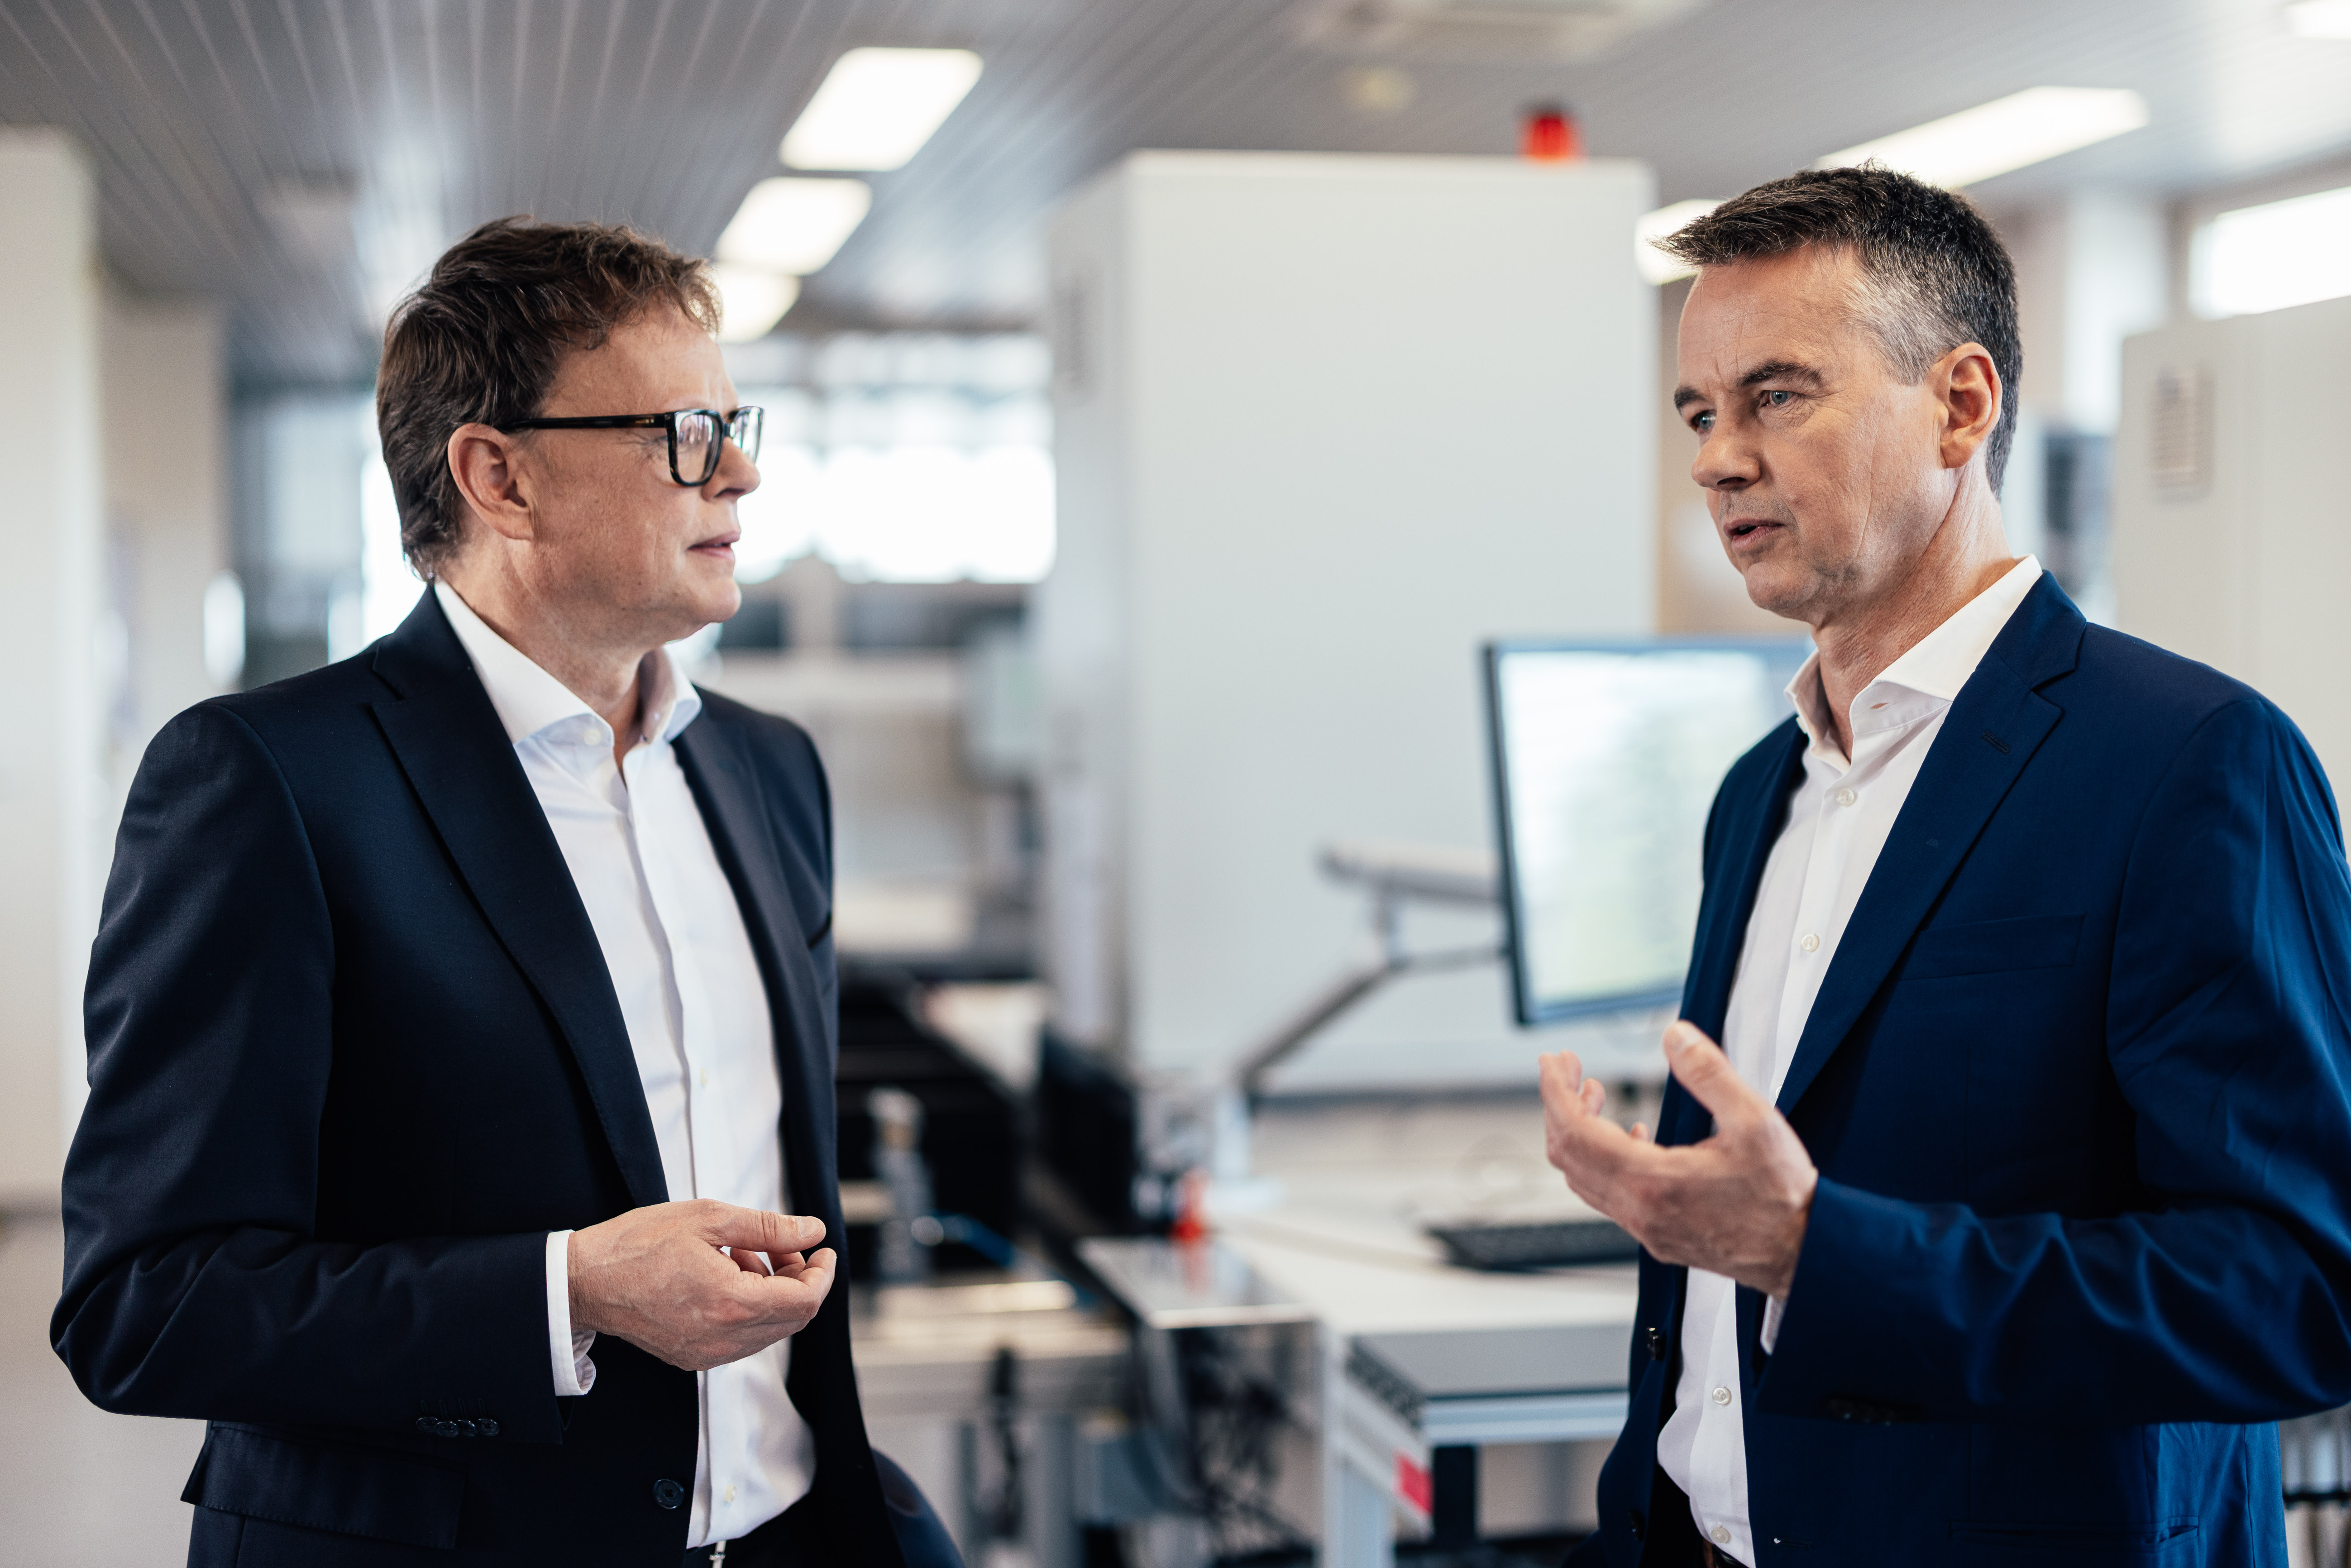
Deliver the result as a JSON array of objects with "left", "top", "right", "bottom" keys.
[
  {"left": 1662, "top": 166, "right": 2022, "bottom": 492},
  {"left": 377, "top": 216, "right": 722, "bottom": 574}
]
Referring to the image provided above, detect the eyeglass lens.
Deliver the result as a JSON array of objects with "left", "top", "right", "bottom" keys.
[{"left": 672, "top": 408, "right": 764, "bottom": 484}]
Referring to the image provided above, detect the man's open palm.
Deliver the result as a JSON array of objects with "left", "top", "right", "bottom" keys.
[{"left": 1541, "top": 1020, "right": 1818, "bottom": 1297}]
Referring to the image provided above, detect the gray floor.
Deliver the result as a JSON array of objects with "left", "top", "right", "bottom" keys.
[{"left": 0, "top": 1209, "right": 204, "bottom": 1563}]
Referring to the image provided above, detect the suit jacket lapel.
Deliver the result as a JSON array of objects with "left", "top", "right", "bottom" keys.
[
  {"left": 1661, "top": 722, "right": 1806, "bottom": 1149},
  {"left": 367, "top": 592, "right": 671, "bottom": 1209},
  {"left": 671, "top": 721, "right": 841, "bottom": 1239},
  {"left": 1771, "top": 576, "right": 2084, "bottom": 1115}
]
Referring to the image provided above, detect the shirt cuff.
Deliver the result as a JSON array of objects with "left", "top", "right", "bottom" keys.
[
  {"left": 1760, "top": 1292, "right": 1787, "bottom": 1355},
  {"left": 545, "top": 1230, "right": 597, "bottom": 1396}
]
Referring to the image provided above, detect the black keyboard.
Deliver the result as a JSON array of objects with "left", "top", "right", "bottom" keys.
[{"left": 1428, "top": 1218, "right": 1642, "bottom": 1271}]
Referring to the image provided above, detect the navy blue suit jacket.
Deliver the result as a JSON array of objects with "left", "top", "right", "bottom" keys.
[
  {"left": 53, "top": 593, "right": 912, "bottom": 1566},
  {"left": 1582, "top": 576, "right": 2351, "bottom": 1566}
]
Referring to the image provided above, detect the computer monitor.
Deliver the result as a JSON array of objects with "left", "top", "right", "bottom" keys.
[{"left": 1484, "top": 638, "right": 1811, "bottom": 1026}]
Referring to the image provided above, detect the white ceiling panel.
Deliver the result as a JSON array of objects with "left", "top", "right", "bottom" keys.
[{"left": 4, "top": 0, "right": 2346, "bottom": 384}]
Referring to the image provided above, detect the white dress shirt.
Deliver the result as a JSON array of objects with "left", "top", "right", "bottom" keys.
[
  {"left": 1656, "top": 557, "right": 2043, "bottom": 1564},
  {"left": 434, "top": 583, "right": 813, "bottom": 1549}
]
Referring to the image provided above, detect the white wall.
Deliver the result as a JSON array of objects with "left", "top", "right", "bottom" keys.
[
  {"left": 1040, "top": 153, "right": 1658, "bottom": 1088},
  {"left": 2112, "top": 294, "right": 2351, "bottom": 803},
  {"left": 0, "top": 130, "right": 103, "bottom": 1206}
]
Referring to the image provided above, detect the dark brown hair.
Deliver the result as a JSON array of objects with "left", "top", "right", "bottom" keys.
[
  {"left": 1661, "top": 166, "right": 2023, "bottom": 492},
  {"left": 375, "top": 216, "right": 721, "bottom": 573}
]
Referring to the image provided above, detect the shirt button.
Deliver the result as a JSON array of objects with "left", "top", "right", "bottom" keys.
[
  {"left": 1712, "top": 1524, "right": 1733, "bottom": 1545},
  {"left": 699, "top": 1067, "right": 710, "bottom": 1088},
  {"left": 723, "top": 1483, "right": 736, "bottom": 1503},
  {"left": 1711, "top": 1385, "right": 1732, "bottom": 1406},
  {"left": 1800, "top": 932, "right": 1821, "bottom": 953},
  {"left": 1835, "top": 787, "right": 1856, "bottom": 807}
]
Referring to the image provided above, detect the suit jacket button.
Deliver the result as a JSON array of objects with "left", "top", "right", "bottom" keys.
[
  {"left": 477, "top": 1419, "right": 498, "bottom": 1437},
  {"left": 454, "top": 1419, "right": 478, "bottom": 1437},
  {"left": 415, "top": 1417, "right": 435, "bottom": 1434},
  {"left": 655, "top": 1478, "right": 686, "bottom": 1511},
  {"left": 1644, "top": 1327, "right": 1664, "bottom": 1359}
]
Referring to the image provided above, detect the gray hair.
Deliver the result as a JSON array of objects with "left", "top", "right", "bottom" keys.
[{"left": 1662, "top": 166, "right": 2023, "bottom": 492}]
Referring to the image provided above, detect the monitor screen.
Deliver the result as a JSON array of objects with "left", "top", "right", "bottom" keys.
[{"left": 1484, "top": 639, "right": 1810, "bottom": 1026}]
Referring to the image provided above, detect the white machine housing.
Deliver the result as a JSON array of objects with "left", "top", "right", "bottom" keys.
[{"left": 1037, "top": 151, "right": 1659, "bottom": 1088}]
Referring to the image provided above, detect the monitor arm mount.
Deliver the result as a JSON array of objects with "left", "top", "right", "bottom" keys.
[{"left": 1230, "top": 841, "right": 1503, "bottom": 1102}]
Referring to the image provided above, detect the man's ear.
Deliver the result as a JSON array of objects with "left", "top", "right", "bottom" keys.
[
  {"left": 1933, "top": 342, "right": 2002, "bottom": 473},
  {"left": 446, "top": 424, "right": 539, "bottom": 545}
]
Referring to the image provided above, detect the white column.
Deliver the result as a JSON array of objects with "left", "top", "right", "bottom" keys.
[
  {"left": 2011, "top": 188, "right": 2169, "bottom": 435},
  {"left": 101, "top": 295, "right": 230, "bottom": 759},
  {"left": 0, "top": 129, "right": 104, "bottom": 1206}
]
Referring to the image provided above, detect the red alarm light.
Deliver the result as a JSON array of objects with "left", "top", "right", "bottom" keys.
[{"left": 1522, "top": 103, "right": 1582, "bottom": 163}]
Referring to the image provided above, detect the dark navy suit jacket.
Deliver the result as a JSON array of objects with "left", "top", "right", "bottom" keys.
[
  {"left": 53, "top": 593, "right": 916, "bottom": 1565},
  {"left": 1580, "top": 576, "right": 2351, "bottom": 1567}
]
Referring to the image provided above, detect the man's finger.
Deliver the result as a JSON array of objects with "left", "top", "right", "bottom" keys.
[
  {"left": 1538, "top": 1052, "right": 1590, "bottom": 1119},
  {"left": 1663, "top": 1020, "right": 1767, "bottom": 1127},
  {"left": 703, "top": 1205, "right": 827, "bottom": 1257}
]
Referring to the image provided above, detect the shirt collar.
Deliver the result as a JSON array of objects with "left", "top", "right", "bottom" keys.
[
  {"left": 1786, "top": 555, "right": 2044, "bottom": 757},
  {"left": 432, "top": 579, "right": 703, "bottom": 749}
]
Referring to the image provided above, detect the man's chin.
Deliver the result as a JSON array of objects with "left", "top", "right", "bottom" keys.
[{"left": 1737, "top": 564, "right": 1820, "bottom": 624}]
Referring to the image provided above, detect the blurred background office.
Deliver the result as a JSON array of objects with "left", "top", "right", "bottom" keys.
[{"left": 3, "top": 2, "right": 2350, "bottom": 1564}]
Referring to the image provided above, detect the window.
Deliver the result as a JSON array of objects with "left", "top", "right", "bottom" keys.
[
  {"left": 2193, "top": 184, "right": 2351, "bottom": 318},
  {"left": 729, "top": 332, "right": 1054, "bottom": 584}
]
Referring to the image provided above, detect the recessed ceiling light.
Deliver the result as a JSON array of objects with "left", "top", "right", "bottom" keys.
[
  {"left": 711, "top": 266, "right": 800, "bottom": 343},
  {"left": 1816, "top": 87, "right": 2149, "bottom": 189},
  {"left": 782, "top": 48, "right": 983, "bottom": 172},
  {"left": 716, "top": 178, "right": 874, "bottom": 275},
  {"left": 2287, "top": 0, "right": 2351, "bottom": 38},
  {"left": 1635, "top": 200, "right": 1719, "bottom": 284}
]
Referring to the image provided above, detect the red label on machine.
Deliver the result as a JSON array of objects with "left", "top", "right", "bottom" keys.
[{"left": 1396, "top": 1452, "right": 1432, "bottom": 1513}]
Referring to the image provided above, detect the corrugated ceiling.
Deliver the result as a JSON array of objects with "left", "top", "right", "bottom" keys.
[{"left": 4, "top": 0, "right": 2346, "bottom": 385}]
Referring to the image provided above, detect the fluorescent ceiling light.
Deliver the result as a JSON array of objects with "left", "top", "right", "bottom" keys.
[
  {"left": 1635, "top": 200, "right": 1719, "bottom": 284},
  {"left": 2287, "top": 0, "right": 2351, "bottom": 38},
  {"left": 782, "top": 48, "right": 983, "bottom": 172},
  {"left": 2195, "top": 185, "right": 2351, "bottom": 316},
  {"left": 717, "top": 178, "right": 873, "bottom": 274},
  {"left": 1816, "top": 87, "right": 2149, "bottom": 189},
  {"left": 712, "top": 266, "right": 800, "bottom": 343}
]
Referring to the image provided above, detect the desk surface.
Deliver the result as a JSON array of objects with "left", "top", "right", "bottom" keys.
[
  {"left": 850, "top": 1276, "right": 1130, "bottom": 1420},
  {"left": 1217, "top": 1095, "right": 1639, "bottom": 1381}
]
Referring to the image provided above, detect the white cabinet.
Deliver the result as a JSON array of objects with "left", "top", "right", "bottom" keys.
[{"left": 2113, "top": 295, "right": 2351, "bottom": 808}]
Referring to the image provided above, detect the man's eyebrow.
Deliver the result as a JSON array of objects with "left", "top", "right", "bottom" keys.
[
  {"left": 1738, "top": 359, "right": 1824, "bottom": 390},
  {"left": 1672, "top": 360, "right": 1825, "bottom": 412}
]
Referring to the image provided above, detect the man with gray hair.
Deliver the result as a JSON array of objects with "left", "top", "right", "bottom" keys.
[{"left": 1546, "top": 167, "right": 2351, "bottom": 1564}]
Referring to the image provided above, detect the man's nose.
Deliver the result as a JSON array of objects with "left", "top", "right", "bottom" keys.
[
  {"left": 710, "top": 435, "right": 760, "bottom": 497},
  {"left": 1690, "top": 423, "right": 1758, "bottom": 492}
]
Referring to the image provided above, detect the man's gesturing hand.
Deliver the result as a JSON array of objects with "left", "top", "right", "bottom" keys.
[
  {"left": 1540, "top": 1020, "right": 1818, "bottom": 1298},
  {"left": 568, "top": 1200, "right": 838, "bottom": 1372}
]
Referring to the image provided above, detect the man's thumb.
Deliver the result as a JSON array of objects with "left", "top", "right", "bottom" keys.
[{"left": 1665, "top": 1021, "right": 1754, "bottom": 1120}]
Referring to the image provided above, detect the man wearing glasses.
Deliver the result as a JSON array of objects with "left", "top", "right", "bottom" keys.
[{"left": 54, "top": 218, "right": 956, "bottom": 1568}]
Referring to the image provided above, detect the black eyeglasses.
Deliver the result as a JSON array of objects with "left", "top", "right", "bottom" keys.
[{"left": 506, "top": 406, "right": 764, "bottom": 487}]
